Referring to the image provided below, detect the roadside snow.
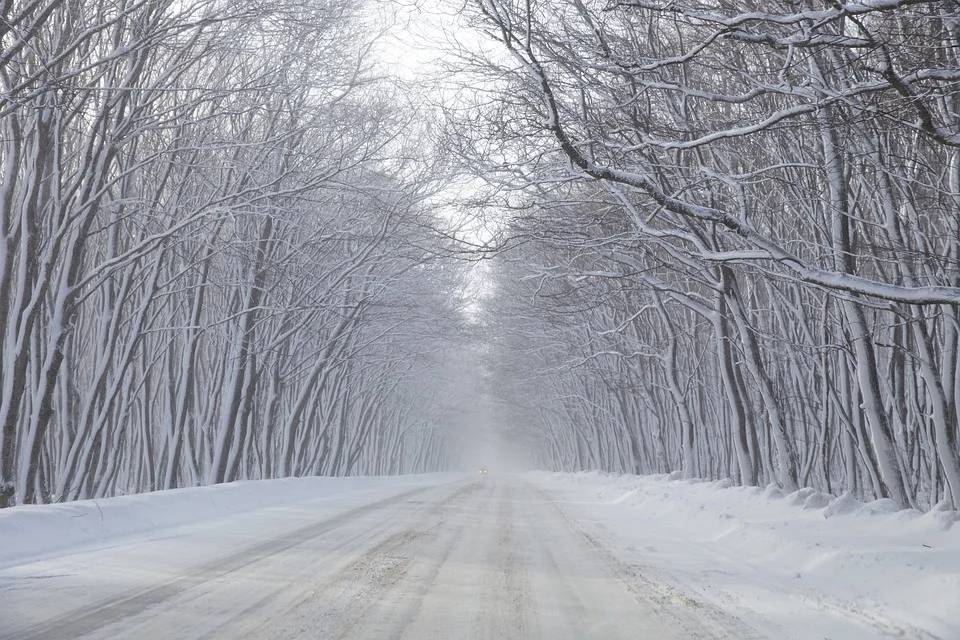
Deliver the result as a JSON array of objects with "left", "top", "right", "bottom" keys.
[
  {"left": 530, "top": 471, "right": 960, "bottom": 640},
  {"left": 0, "top": 474, "right": 453, "bottom": 570}
]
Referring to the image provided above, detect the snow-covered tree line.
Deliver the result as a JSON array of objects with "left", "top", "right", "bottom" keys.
[
  {"left": 0, "top": 0, "right": 466, "bottom": 507},
  {"left": 454, "top": 0, "right": 960, "bottom": 509}
]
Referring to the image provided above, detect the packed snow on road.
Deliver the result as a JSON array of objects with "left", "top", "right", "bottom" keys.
[{"left": 2, "top": 472, "right": 956, "bottom": 640}]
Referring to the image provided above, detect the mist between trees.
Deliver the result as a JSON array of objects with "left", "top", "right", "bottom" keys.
[{"left": 2, "top": 0, "right": 960, "bottom": 513}]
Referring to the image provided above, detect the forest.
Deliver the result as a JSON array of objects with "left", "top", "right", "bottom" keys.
[{"left": 2, "top": 0, "right": 959, "bottom": 513}]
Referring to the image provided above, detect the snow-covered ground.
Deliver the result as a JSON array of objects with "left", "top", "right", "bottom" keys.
[
  {"left": 0, "top": 474, "right": 454, "bottom": 570},
  {"left": 532, "top": 471, "right": 960, "bottom": 640},
  {"left": 1, "top": 472, "right": 957, "bottom": 639}
]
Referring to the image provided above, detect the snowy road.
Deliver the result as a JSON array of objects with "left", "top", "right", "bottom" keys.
[{"left": 0, "top": 475, "right": 771, "bottom": 640}]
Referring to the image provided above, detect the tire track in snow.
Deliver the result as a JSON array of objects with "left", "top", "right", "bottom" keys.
[
  {"left": 483, "top": 481, "right": 536, "bottom": 639},
  {"left": 236, "top": 479, "right": 488, "bottom": 640},
  {"left": 197, "top": 498, "right": 415, "bottom": 640},
  {"left": 533, "top": 484, "right": 766, "bottom": 640},
  {"left": 4, "top": 485, "right": 436, "bottom": 640},
  {"left": 384, "top": 480, "right": 491, "bottom": 639}
]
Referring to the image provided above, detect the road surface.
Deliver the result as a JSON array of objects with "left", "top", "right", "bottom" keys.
[{"left": 1, "top": 476, "right": 763, "bottom": 639}]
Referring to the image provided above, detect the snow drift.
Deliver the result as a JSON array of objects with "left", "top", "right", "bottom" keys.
[
  {"left": 533, "top": 471, "right": 960, "bottom": 640},
  {"left": 0, "top": 474, "right": 452, "bottom": 570}
]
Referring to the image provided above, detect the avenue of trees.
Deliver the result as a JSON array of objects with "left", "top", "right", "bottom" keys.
[
  {"left": 0, "top": 0, "right": 467, "bottom": 506},
  {"left": 4, "top": 0, "right": 960, "bottom": 514},
  {"left": 455, "top": 0, "right": 960, "bottom": 510}
]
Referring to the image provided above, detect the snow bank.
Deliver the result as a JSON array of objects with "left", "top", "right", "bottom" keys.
[
  {"left": 0, "top": 474, "right": 451, "bottom": 570},
  {"left": 531, "top": 471, "right": 960, "bottom": 640}
]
